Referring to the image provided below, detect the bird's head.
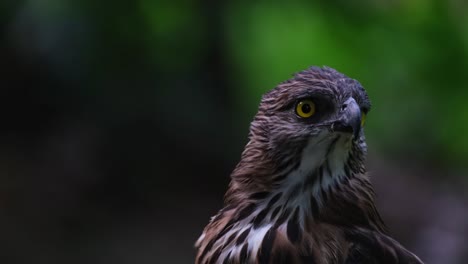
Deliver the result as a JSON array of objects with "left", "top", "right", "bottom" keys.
[
  {"left": 256, "top": 66, "right": 370, "bottom": 156},
  {"left": 230, "top": 66, "right": 371, "bottom": 199}
]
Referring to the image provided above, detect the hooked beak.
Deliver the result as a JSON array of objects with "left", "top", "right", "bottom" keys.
[{"left": 331, "top": 97, "right": 362, "bottom": 139}]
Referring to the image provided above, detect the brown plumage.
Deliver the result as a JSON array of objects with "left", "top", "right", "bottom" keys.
[{"left": 195, "top": 66, "right": 423, "bottom": 264}]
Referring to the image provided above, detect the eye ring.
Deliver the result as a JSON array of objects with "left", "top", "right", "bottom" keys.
[{"left": 295, "top": 99, "right": 316, "bottom": 118}]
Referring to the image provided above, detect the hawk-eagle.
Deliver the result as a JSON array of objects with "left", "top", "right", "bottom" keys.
[{"left": 195, "top": 66, "right": 423, "bottom": 264}]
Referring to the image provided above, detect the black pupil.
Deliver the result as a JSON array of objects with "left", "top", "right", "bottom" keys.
[{"left": 301, "top": 103, "right": 311, "bottom": 113}]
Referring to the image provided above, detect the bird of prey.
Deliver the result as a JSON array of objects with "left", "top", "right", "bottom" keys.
[{"left": 195, "top": 66, "right": 423, "bottom": 264}]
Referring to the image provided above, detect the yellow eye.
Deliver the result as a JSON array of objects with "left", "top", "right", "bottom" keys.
[
  {"left": 296, "top": 99, "right": 316, "bottom": 118},
  {"left": 361, "top": 113, "right": 367, "bottom": 127}
]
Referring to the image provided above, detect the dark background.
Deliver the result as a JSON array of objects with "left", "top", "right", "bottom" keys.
[{"left": 1, "top": 1, "right": 467, "bottom": 263}]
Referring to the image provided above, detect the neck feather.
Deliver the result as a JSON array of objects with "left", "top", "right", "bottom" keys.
[
  {"left": 196, "top": 135, "right": 386, "bottom": 264},
  {"left": 225, "top": 134, "right": 385, "bottom": 232}
]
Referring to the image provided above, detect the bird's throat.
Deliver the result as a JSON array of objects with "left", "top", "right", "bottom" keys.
[
  {"left": 265, "top": 134, "right": 354, "bottom": 220},
  {"left": 196, "top": 135, "right": 372, "bottom": 263}
]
